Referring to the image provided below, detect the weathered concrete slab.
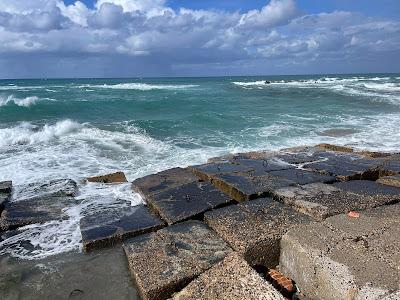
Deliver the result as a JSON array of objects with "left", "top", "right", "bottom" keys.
[
  {"left": 123, "top": 220, "right": 232, "bottom": 300},
  {"left": 86, "top": 171, "right": 127, "bottom": 183},
  {"left": 190, "top": 161, "right": 253, "bottom": 181},
  {"left": 132, "top": 168, "right": 198, "bottom": 201},
  {"left": 12, "top": 179, "right": 78, "bottom": 201},
  {"left": 315, "top": 143, "right": 354, "bottom": 153},
  {"left": 147, "top": 181, "right": 234, "bottom": 225},
  {"left": 273, "top": 181, "right": 399, "bottom": 221},
  {"left": 205, "top": 198, "right": 312, "bottom": 267},
  {"left": 212, "top": 172, "right": 295, "bottom": 202},
  {"left": 172, "top": 253, "right": 285, "bottom": 300},
  {"left": 0, "top": 246, "right": 139, "bottom": 300},
  {"left": 377, "top": 174, "right": 400, "bottom": 187},
  {"left": 280, "top": 204, "right": 400, "bottom": 300},
  {"left": 269, "top": 168, "right": 336, "bottom": 185},
  {"left": 0, "top": 195, "right": 80, "bottom": 231},
  {"left": 80, "top": 204, "right": 165, "bottom": 252}
]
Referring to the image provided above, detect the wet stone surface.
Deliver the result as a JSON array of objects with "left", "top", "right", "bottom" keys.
[
  {"left": 123, "top": 220, "right": 232, "bottom": 300},
  {"left": 205, "top": 198, "right": 312, "bottom": 267},
  {"left": 80, "top": 204, "right": 165, "bottom": 252},
  {"left": 147, "top": 181, "right": 234, "bottom": 225},
  {"left": 12, "top": 179, "right": 78, "bottom": 201},
  {"left": 132, "top": 168, "right": 198, "bottom": 202},
  {"left": 0, "top": 181, "right": 12, "bottom": 212},
  {"left": 86, "top": 171, "right": 128, "bottom": 183},
  {"left": 0, "top": 195, "right": 81, "bottom": 231},
  {"left": 269, "top": 168, "right": 336, "bottom": 185},
  {"left": 211, "top": 172, "right": 295, "bottom": 202},
  {"left": 273, "top": 181, "right": 399, "bottom": 221},
  {"left": 173, "top": 253, "right": 285, "bottom": 300}
]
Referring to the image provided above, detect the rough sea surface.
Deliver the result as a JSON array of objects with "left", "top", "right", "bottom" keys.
[{"left": 1, "top": 74, "right": 399, "bottom": 259}]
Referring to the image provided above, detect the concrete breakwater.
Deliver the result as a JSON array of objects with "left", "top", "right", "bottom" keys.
[{"left": 1, "top": 144, "right": 400, "bottom": 299}]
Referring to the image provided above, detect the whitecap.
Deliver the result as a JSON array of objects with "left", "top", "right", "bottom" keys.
[
  {"left": 80, "top": 83, "right": 199, "bottom": 91},
  {"left": 0, "top": 95, "right": 39, "bottom": 107}
]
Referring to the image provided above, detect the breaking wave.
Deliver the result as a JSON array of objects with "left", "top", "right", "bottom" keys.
[
  {"left": 0, "top": 95, "right": 40, "bottom": 107},
  {"left": 84, "top": 83, "right": 199, "bottom": 91}
]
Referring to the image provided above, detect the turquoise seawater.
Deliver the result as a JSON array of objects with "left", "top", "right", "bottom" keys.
[{"left": 1, "top": 73, "right": 400, "bottom": 258}]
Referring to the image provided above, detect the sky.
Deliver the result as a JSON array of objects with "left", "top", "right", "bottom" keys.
[{"left": 0, "top": 0, "right": 399, "bottom": 78}]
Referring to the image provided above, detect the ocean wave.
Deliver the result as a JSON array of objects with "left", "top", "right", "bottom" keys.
[
  {"left": 232, "top": 80, "right": 267, "bottom": 86},
  {"left": 0, "top": 95, "right": 39, "bottom": 107},
  {"left": 81, "top": 83, "right": 199, "bottom": 91},
  {"left": 0, "top": 120, "right": 82, "bottom": 147}
]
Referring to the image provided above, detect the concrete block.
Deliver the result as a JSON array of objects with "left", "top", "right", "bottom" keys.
[
  {"left": 205, "top": 198, "right": 312, "bottom": 267},
  {"left": 377, "top": 175, "right": 400, "bottom": 187},
  {"left": 172, "top": 253, "right": 285, "bottom": 300},
  {"left": 123, "top": 220, "right": 232, "bottom": 300},
  {"left": 269, "top": 168, "right": 336, "bottom": 185},
  {"left": 86, "top": 171, "right": 127, "bottom": 183}
]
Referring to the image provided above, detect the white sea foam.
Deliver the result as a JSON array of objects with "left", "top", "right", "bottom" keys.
[
  {"left": 82, "top": 83, "right": 199, "bottom": 91},
  {"left": 232, "top": 80, "right": 267, "bottom": 86},
  {"left": 0, "top": 95, "right": 39, "bottom": 107}
]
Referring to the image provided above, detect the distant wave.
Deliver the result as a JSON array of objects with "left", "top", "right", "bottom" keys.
[
  {"left": 0, "top": 95, "right": 39, "bottom": 107},
  {"left": 0, "top": 119, "right": 81, "bottom": 147},
  {"left": 232, "top": 80, "right": 267, "bottom": 86},
  {"left": 84, "top": 83, "right": 199, "bottom": 91}
]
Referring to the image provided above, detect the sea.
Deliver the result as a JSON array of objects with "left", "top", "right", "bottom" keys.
[{"left": 0, "top": 73, "right": 399, "bottom": 259}]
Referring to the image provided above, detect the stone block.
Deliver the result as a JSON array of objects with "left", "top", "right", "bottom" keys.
[
  {"left": 123, "top": 220, "right": 232, "bottom": 300},
  {"left": 0, "top": 181, "right": 12, "bottom": 194},
  {"left": 132, "top": 168, "right": 198, "bottom": 201},
  {"left": 0, "top": 195, "right": 80, "bottom": 231},
  {"left": 172, "top": 253, "right": 285, "bottom": 300},
  {"left": 211, "top": 172, "right": 295, "bottom": 202},
  {"left": 315, "top": 143, "right": 354, "bottom": 153},
  {"left": 204, "top": 198, "right": 312, "bottom": 267},
  {"left": 273, "top": 181, "right": 399, "bottom": 221},
  {"left": 86, "top": 171, "right": 127, "bottom": 183},
  {"left": 80, "top": 204, "right": 165, "bottom": 252},
  {"left": 279, "top": 204, "right": 400, "bottom": 300},
  {"left": 377, "top": 174, "right": 400, "bottom": 187},
  {"left": 269, "top": 168, "right": 336, "bottom": 185},
  {"left": 189, "top": 161, "right": 253, "bottom": 181},
  {"left": 12, "top": 179, "right": 78, "bottom": 200},
  {"left": 147, "top": 181, "right": 234, "bottom": 225}
]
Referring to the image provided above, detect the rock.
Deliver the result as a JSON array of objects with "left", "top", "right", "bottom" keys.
[
  {"left": 279, "top": 204, "right": 400, "bottom": 300},
  {"left": 357, "top": 150, "right": 391, "bottom": 158},
  {"left": 211, "top": 172, "right": 295, "bottom": 202},
  {"left": 80, "top": 204, "right": 165, "bottom": 252},
  {"left": 0, "top": 181, "right": 12, "bottom": 194},
  {"left": 123, "top": 220, "right": 232, "bottom": 300},
  {"left": 86, "top": 171, "right": 127, "bottom": 183},
  {"left": 0, "top": 195, "right": 80, "bottom": 231},
  {"left": 315, "top": 143, "right": 354, "bottom": 153},
  {"left": 273, "top": 181, "right": 399, "bottom": 221},
  {"left": 147, "top": 181, "right": 234, "bottom": 225},
  {"left": 132, "top": 168, "right": 198, "bottom": 201},
  {"left": 0, "top": 246, "right": 140, "bottom": 300},
  {"left": 377, "top": 174, "right": 400, "bottom": 187},
  {"left": 172, "top": 253, "right": 285, "bottom": 300},
  {"left": 12, "top": 179, "right": 78, "bottom": 200},
  {"left": 378, "top": 154, "right": 400, "bottom": 174},
  {"left": 204, "top": 198, "right": 312, "bottom": 267},
  {"left": 0, "top": 181, "right": 12, "bottom": 212}
]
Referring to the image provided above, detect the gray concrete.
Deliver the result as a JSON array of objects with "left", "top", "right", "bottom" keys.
[
  {"left": 123, "top": 220, "right": 232, "bottom": 300},
  {"left": 273, "top": 182, "right": 399, "bottom": 220},
  {"left": 147, "top": 181, "right": 234, "bottom": 225},
  {"left": 173, "top": 253, "right": 285, "bottom": 300},
  {"left": 205, "top": 198, "right": 312, "bottom": 267},
  {"left": 80, "top": 204, "right": 165, "bottom": 252},
  {"left": 0, "top": 247, "right": 139, "bottom": 300},
  {"left": 279, "top": 204, "right": 400, "bottom": 300}
]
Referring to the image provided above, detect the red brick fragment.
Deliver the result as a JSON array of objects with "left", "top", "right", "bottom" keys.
[
  {"left": 348, "top": 211, "right": 360, "bottom": 218},
  {"left": 266, "top": 269, "right": 296, "bottom": 297}
]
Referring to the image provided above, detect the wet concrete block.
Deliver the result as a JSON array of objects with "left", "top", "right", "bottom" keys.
[
  {"left": 172, "top": 253, "right": 285, "bottom": 300},
  {"left": 0, "top": 195, "right": 80, "bottom": 231},
  {"left": 132, "top": 168, "right": 198, "bottom": 201},
  {"left": 190, "top": 161, "right": 253, "bottom": 181},
  {"left": 205, "top": 198, "right": 312, "bottom": 267},
  {"left": 211, "top": 172, "right": 295, "bottom": 202},
  {"left": 377, "top": 174, "right": 400, "bottom": 187},
  {"left": 123, "top": 220, "right": 232, "bottom": 300},
  {"left": 315, "top": 143, "right": 354, "bottom": 153},
  {"left": 0, "top": 181, "right": 12, "bottom": 194},
  {"left": 280, "top": 204, "right": 400, "bottom": 300},
  {"left": 86, "top": 171, "right": 127, "bottom": 183},
  {"left": 80, "top": 205, "right": 165, "bottom": 252},
  {"left": 12, "top": 179, "right": 78, "bottom": 200},
  {"left": 273, "top": 182, "right": 398, "bottom": 221},
  {"left": 333, "top": 180, "right": 400, "bottom": 202},
  {"left": 378, "top": 154, "right": 400, "bottom": 174},
  {"left": 147, "top": 181, "right": 234, "bottom": 225},
  {"left": 269, "top": 168, "right": 336, "bottom": 185}
]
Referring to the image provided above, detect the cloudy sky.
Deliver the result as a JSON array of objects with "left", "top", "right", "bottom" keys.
[{"left": 0, "top": 0, "right": 399, "bottom": 78}]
